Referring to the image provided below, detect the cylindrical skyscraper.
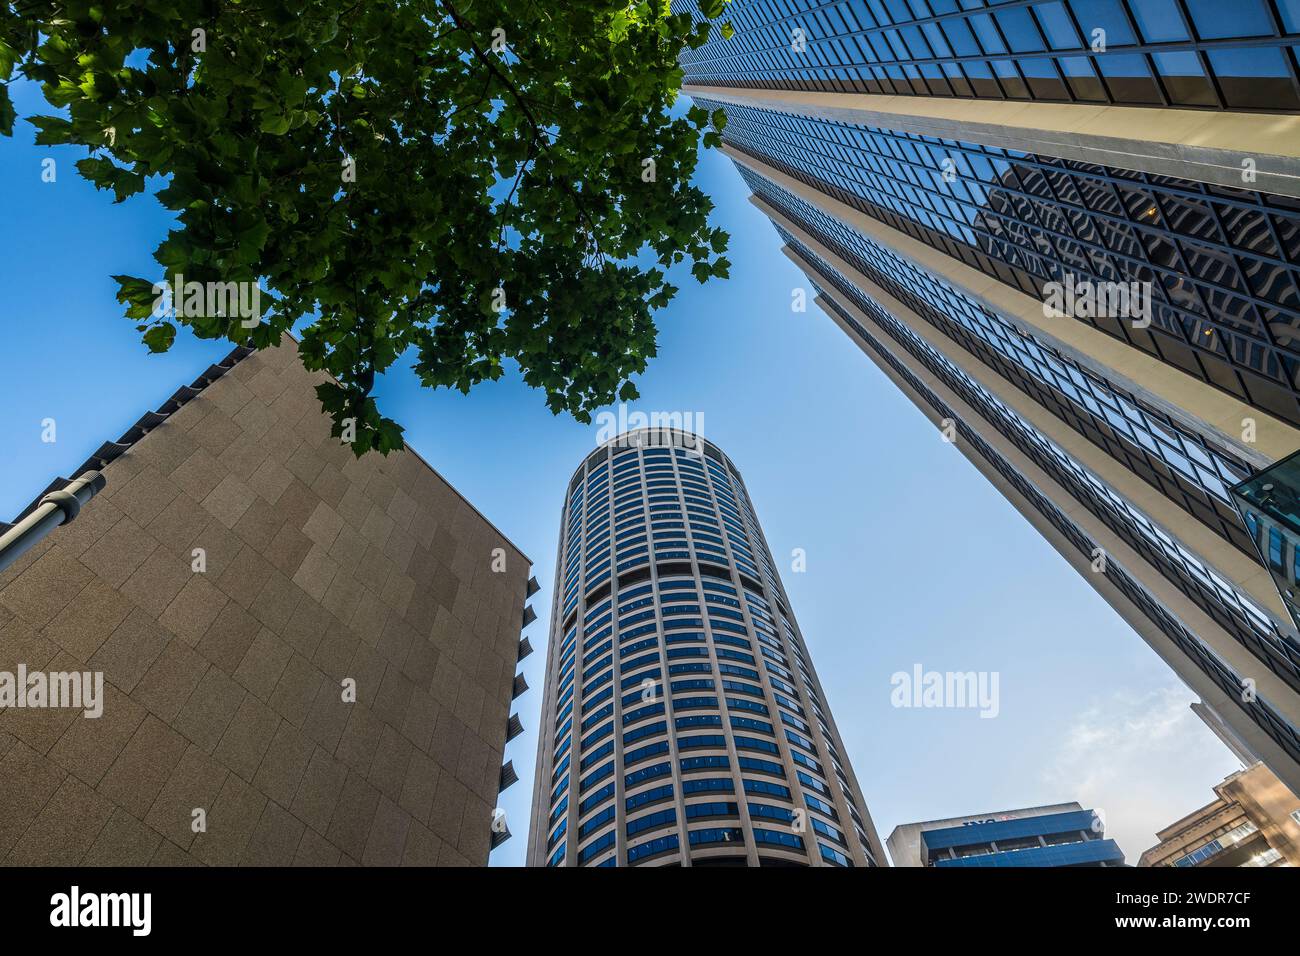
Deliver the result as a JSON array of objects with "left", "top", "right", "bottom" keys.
[{"left": 527, "top": 428, "right": 884, "bottom": 866}]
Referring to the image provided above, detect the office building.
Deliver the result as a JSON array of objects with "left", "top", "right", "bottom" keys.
[
  {"left": 676, "top": 0, "right": 1300, "bottom": 795},
  {"left": 0, "top": 336, "right": 536, "bottom": 866},
  {"left": 888, "top": 802, "right": 1126, "bottom": 867},
  {"left": 1140, "top": 760, "right": 1300, "bottom": 866},
  {"left": 527, "top": 428, "right": 885, "bottom": 866},
  {"left": 1192, "top": 698, "right": 1264, "bottom": 766}
]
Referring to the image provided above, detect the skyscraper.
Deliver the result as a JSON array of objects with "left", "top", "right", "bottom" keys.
[
  {"left": 675, "top": 0, "right": 1300, "bottom": 797},
  {"left": 526, "top": 429, "right": 885, "bottom": 866}
]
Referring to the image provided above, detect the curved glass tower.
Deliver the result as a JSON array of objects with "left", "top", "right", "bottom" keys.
[{"left": 527, "top": 429, "right": 884, "bottom": 867}]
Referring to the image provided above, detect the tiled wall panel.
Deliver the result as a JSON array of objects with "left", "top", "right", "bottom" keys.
[{"left": 0, "top": 336, "right": 529, "bottom": 866}]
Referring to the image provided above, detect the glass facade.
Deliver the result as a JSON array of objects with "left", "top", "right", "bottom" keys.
[
  {"left": 811, "top": 264, "right": 1300, "bottom": 762},
  {"left": 920, "top": 808, "right": 1125, "bottom": 867},
  {"left": 890, "top": 805, "right": 1127, "bottom": 865},
  {"left": 733, "top": 160, "right": 1264, "bottom": 547},
  {"left": 698, "top": 97, "right": 1300, "bottom": 428},
  {"left": 528, "top": 431, "right": 882, "bottom": 866},
  {"left": 745, "top": 176, "right": 1300, "bottom": 707},
  {"left": 934, "top": 838, "right": 1126, "bottom": 866},
  {"left": 676, "top": 0, "right": 1300, "bottom": 794},
  {"left": 1232, "top": 449, "right": 1300, "bottom": 630},
  {"left": 676, "top": 0, "right": 1300, "bottom": 111}
]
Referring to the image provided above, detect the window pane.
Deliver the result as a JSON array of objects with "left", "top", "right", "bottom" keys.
[
  {"left": 1280, "top": 0, "right": 1300, "bottom": 33},
  {"left": 970, "top": 13, "right": 1008, "bottom": 53},
  {"left": 1152, "top": 50, "right": 1218, "bottom": 106},
  {"left": 997, "top": 6, "right": 1049, "bottom": 52},
  {"left": 1034, "top": 1, "right": 1082, "bottom": 49},
  {"left": 1067, "top": 0, "right": 1139, "bottom": 45},
  {"left": 1097, "top": 52, "right": 1162, "bottom": 103},
  {"left": 1209, "top": 47, "right": 1300, "bottom": 109},
  {"left": 1185, "top": 0, "right": 1275, "bottom": 39},
  {"left": 1129, "top": 0, "right": 1190, "bottom": 42},
  {"left": 1060, "top": 55, "right": 1108, "bottom": 100}
]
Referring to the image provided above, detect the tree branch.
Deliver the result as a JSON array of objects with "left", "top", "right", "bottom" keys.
[{"left": 438, "top": 0, "right": 602, "bottom": 261}]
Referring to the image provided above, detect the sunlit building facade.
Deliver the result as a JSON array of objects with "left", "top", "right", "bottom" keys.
[
  {"left": 676, "top": 0, "right": 1300, "bottom": 795},
  {"left": 526, "top": 430, "right": 885, "bottom": 866},
  {"left": 1140, "top": 761, "right": 1300, "bottom": 866}
]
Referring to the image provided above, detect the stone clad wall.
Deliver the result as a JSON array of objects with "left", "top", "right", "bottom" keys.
[{"left": 0, "top": 336, "right": 530, "bottom": 866}]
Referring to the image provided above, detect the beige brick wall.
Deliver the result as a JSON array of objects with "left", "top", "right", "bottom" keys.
[{"left": 0, "top": 336, "right": 530, "bottom": 866}]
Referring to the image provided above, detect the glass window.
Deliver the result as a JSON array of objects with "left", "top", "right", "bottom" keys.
[
  {"left": 1209, "top": 48, "right": 1300, "bottom": 109},
  {"left": 1152, "top": 51, "right": 1217, "bottom": 107},
  {"left": 1280, "top": 0, "right": 1300, "bottom": 31},
  {"left": 1068, "top": 0, "right": 1138, "bottom": 45},
  {"left": 1034, "top": 2, "right": 1082, "bottom": 50},
  {"left": 1129, "top": 0, "right": 1190, "bottom": 42},
  {"left": 1185, "top": 0, "right": 1274, "bottom": 39},
  {"left": 997, "top": 6, "right": 1049, "bottom": 53},
  {"left": 1096, "top": 52, "right": 1160, "bottom": 104},
  {"left": 1270, "top": 526, "right": 1287, "bottom": 570},
  {"left": 970, "top": 13, "right": 1009, "bottom": 53},
  {"left": 1060, "top": 56, "right": 1107, "bottom": 101}
]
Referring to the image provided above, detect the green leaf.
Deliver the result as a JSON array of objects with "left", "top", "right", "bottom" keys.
[
  {"left": 142, "top": 322, "right": 176, "bottom": 353},
  {"left": 0, "top": 88, "right": 14, "bottom": 137},
  {"left": 258, "top": 112, "right": 290, "bottom": 135},
  {"left": 27, "top": 114, "right": 75, "bottom": 145}
]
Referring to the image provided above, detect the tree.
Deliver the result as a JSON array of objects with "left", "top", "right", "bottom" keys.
[{"left": 0, "top": 0, "right": 733, "bottom": 454}]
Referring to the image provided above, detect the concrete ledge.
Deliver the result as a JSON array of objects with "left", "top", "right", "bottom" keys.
[{"left": 686, "top": 85, "right": 1300, "bottom": 199}]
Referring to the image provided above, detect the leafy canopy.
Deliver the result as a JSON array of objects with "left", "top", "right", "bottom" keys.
[{"left": 0, "top": 0, "right": 733, "bottom": 454}]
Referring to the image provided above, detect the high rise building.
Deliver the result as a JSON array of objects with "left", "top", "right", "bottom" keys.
[
  {"left": 676, "top": 0, "right": 1300, "bottom": 796},
  {"left": 526, "top": 429, "right": 885, "bottom": 866},
  {"left": 0, "top": 336, "right": 536, "bottom": 866},
  {"left": 1139, "top": 761, "right": 1300, "bottom": 866},
  {"left": 888, "top": 802, "right": 1126, "bottom": 867},
  {"left": 1191, "top": 698, "right": 1264, "bottom": 766}
]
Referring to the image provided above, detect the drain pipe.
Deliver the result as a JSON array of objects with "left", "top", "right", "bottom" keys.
[{"left": 0, "top": 471, "right": 106, "bottom": 575}]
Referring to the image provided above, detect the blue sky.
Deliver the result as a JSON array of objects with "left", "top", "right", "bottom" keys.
[{"left": 0, "top": 77, "right": 1242, "bottom": 865}]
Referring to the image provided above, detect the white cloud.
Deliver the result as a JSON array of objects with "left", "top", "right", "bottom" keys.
[{"left": 1043, "top": 684, "right": 1244, "bottom": 863}]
